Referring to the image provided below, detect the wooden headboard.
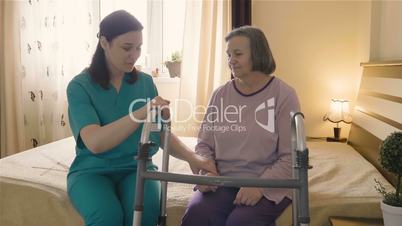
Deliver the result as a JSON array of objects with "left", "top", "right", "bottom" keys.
[{"left": 348, "top": 60, "right": 402, "bottom": 187}]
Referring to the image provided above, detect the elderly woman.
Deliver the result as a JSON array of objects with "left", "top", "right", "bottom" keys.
[{"left": 182, "top": 26, "right": 300, "bottom": 226}]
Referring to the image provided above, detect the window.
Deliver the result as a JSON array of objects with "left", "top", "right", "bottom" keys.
[{"left": 100, "top": 0, "right": 185, "bottom": 76}]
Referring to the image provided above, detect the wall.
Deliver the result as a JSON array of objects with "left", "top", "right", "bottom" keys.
[
  {"left": 370, "top": 1, "right": 402, "bottom": 61},
  {"left": 252, "top": 1, "right": 371, "bottom": 137}
]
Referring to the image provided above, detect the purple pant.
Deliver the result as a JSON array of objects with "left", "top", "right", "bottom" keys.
[{"left": 181, "top": 187, "right": 291, "bottom": 226}]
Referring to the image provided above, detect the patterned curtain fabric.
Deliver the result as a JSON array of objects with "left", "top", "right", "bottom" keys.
[{"left": 17, "top": 0, "right": 99, "bottom": 150}]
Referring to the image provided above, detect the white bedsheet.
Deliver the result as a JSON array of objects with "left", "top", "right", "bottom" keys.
[{"left": 0, "top": 136, "right": 393, "bottom": 226}]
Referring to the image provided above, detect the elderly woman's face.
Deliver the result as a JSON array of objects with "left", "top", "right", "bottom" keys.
[
  {"left": 102, "top": 31, "right": 142, "bottom": 74},
  {"left": 226, "top": 36, "right": 253, "bottom": 78}
]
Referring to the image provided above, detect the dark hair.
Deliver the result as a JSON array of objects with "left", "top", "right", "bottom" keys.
[
  {"left": 225, "top": 26, "right": 276, "bottom": 75},
  {"left": 88, "top": 10, "right": 143, "bottom": 89}
]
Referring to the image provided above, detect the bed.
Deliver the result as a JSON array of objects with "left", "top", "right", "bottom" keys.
[{"left": 1, "top": 60, "right": 401, "bottom": 226}]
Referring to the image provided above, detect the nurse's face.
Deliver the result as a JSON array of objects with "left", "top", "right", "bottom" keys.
[{"left": 101, "top": 30, "right": 142, "bottom": 73}]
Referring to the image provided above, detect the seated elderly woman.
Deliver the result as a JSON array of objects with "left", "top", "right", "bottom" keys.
[{"left": 181, "top": 26, "right": 300, "bottom": 226}]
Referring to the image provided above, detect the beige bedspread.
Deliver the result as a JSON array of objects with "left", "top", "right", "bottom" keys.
[
  {"left": 0, "top": 137, "right": 393, "bottom": 226},
  {"left": 155, "top": 138, "right": 393, "bottom": 226}
]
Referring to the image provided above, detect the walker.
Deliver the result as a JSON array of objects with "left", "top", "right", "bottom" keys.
[{"left": 133, "top": 108, "right": 310, "bottom": 226}]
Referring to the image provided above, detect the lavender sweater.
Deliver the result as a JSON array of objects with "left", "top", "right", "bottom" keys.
[{"left": 195, "top": 77, "right": 300, "bottom": 204}]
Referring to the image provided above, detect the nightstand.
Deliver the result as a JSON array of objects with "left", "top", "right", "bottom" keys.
[
  {"left": 326, "top": 137, "right": 347, "bottom": 143},
  {"left": 329, "top": 216, "right": 383, "bottom": 226},
  {"left": 306, "top": 137, "right": 347, "bottom": 143}
]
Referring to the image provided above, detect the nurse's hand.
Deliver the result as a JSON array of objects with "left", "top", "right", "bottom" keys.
[
  {"left": 150, "top": 96, "right": 170, "bottom": 120},
  {"left": 189, "top": 154, "right": 217, "bottom": 175},
  {"left": 194, "top": 172, "right": 219, "bottom": 193},
  {"left": 150, "top": 96, "right": 170, "bottom": 108},
  {"left": 190, "top": 155, "right": 219, "bottom": 192}
]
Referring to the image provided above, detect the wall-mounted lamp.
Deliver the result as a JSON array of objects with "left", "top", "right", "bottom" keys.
[{"left": 323, "top": 99, "right": 352, "bottom": 142}]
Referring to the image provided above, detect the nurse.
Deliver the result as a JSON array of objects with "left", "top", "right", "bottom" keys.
[{"left": 66, "top": 10, "right": 216, "bottom": 226}]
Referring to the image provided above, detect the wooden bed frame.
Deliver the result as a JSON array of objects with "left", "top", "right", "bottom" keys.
[{"left": 348, "top": 60, "right": 402, "bottom": 188}]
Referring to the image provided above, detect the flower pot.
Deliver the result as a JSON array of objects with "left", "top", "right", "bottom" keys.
[
  {"left": 381, "top": 201, "right": 402, "bottom": 226},
  {"left": 165, "top": 61, "right": 181, "bottom": 78}
]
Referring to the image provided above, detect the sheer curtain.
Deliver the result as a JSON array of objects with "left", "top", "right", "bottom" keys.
[
  {"left": 1, "top": 0, "right": 99, "bottom": 157},
  {"left": 0, "top": 0, "right": 231, "bottom": 156},
  {"left": 0, "top": 1, "right": 25, "bottom": 158},
  {"left": 175, "top": 0, "right": 232, "bottom": 136}
]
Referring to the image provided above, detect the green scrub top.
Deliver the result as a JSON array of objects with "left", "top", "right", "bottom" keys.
[{"left": 66, "top": 70, "right": 160, "bottom": 177}]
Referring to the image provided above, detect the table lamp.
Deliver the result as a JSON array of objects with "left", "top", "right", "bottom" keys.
[{"left": 323, "top": 99, "right": 352, "bottom": 142}]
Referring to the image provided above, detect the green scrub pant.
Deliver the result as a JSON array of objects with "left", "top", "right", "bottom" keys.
[{"left": 68, "top": 166, "right": 160, "bottom": 226}]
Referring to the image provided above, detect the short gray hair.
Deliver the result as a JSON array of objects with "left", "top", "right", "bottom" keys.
[{"left": 225, "top": 26, "right": 276, "bottom": 75}]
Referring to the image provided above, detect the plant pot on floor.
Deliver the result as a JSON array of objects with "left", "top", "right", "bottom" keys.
[
  {"left": 381, "top": 201, "right": 402, "bottom": 226},
  {"left": 165, "top": 61, "right": 181, "bottom": 78}
]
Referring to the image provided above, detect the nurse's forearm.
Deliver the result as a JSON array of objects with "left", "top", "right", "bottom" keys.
[
  {"left": 161, "top": 133, "right": 196, "bottom": 163},
  {"left": 80, "top": 106, "right": 148, "bottom": 154}
]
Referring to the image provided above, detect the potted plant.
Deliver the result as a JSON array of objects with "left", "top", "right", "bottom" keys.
[
  {"left": 375, "top": 131, "right": 402, "bottom": 226},
  {"left": 164, "top": 51, "right": 182, "bottom": 78}
]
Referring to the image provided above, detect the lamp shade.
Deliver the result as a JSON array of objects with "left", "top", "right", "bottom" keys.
[{"left": 323, "top": 99, "right": 352, "bottom": 124}]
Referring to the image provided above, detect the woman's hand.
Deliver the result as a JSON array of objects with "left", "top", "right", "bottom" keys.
[
  {"left": 132, "top": 96, "right": 170, "bottom": 122},
  {"left": 233, "top": 187, "right": 263, "bottom": 206},
  {"left": 150, "top": 96, "right": 170, "bottom": 107},
  {"left": 189, "top": 153, "right": 219, "bottom": 193},
  {"left": 195, "top": 172, "right": 219, "bottom": 193},
  {"left": 148, "top": 96, "right": 170, "bottom": 120},
  {"left": 188, "top": 153, "right": 217, "bottom": 175}
]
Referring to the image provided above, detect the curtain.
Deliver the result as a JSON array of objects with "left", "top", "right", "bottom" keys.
[
  {"left": 175, "top": 0, "right": 232, "bottom": 136},
  {"left": 231, "top": 0, "right": 251, "bottom": 29},
  {"left": 0, "top": 1, "right": 25, "bottom": 158},
  {"left": 147, "top": 0, "right": 163, "bottom": 70},
  {"left": 0, "top": 0, "right": 230, "bottom": 154},
  {"left": 1, "top": 0, "right": 99, "bottom": 157}
]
